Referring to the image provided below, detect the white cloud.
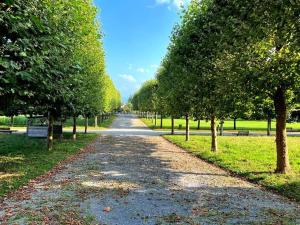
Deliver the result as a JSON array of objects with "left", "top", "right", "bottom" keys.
[
  {"left": 137, "top": 68, "right": 146, "bottom": 73},
  {"left": 119, "top": 74, "right": 136, "bottom": 83},
  {"left": 150, "top": 64, "right": 159, "bottom": 69},
  {"left": 155, "top": 0, "right": 190, "bottom": 9},
  {"left": 128, "top": 64, "right": 133, "bottom": 70}
]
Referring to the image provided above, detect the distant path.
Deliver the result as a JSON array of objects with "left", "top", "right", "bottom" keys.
[{"left": 0, "top": 114, "right": 299, "bottom": 224}]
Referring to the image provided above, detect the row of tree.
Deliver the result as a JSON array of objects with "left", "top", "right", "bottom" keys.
[
  {"left": 0, "top": 0, "right": 121, "bottom": 149},
  {"left": 131, "top": 0, "right": 299, "bottom": 174}
]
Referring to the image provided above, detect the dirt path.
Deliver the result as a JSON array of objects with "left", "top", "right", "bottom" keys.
[{"left": 0, "top": 115, "right": 299, "bottom": 224}]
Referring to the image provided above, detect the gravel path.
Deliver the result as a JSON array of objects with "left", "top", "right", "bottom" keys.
[{"left": 0, "top": 114, "right": 299, "bottom": 224}]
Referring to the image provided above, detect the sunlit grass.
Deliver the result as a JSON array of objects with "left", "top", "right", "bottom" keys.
[
  {"left": 164, "top": 135, "right": 300, "bottom": 202},
  {"left": 142, "top": 118, "right": 300, "bottom": 132},
  {"left": 0, "top": 133, "right": 97, "bottom": 197},
  {"left": 0, "top": 115, "right": 116, "bottom": 129}
]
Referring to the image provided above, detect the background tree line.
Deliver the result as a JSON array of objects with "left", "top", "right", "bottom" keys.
[
  {"left": 131, "top": 0, "right": 300, "bottom": 174},
  {"left": 0, "top": 0, "right": 121, "bottom": 149}
]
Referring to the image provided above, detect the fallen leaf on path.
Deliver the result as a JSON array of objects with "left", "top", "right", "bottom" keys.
[{"left": 103, "top": 207, "right": 111, "bottom": 212}]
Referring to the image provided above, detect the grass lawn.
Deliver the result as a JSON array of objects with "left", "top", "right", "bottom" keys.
[
  {"left": 0, "top": 133, "right": 97, "bottom": 197},
  {"left": 0, "top": 115, "right": 116, "bottom": 132},
  {"left": 164, "top": 135, "right": 300, "bottom": 202},
  {"left": 142, "top": 118, "right": 300, "bottom": 132},
  {"left": 64, "top": 115, "right": 116, "bottom": 131}
]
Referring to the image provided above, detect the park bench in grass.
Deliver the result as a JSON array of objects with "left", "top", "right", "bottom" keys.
[
  {"left": 237, "top": 130, "right": 250, "bottom": 136},
  {"left": 0, "top": 128, "right": 17, "bottom": 134}
]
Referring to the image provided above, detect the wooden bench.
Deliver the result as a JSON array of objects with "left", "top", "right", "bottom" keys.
[
  {"left": 0, "top": 128, "right": 17, "bottom": 134},
  {"left": 237, "top": 130, "right": 250, "bottom": 136}
]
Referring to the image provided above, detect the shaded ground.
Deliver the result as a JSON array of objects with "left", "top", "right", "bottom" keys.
[{"left": 0, "top": 115, "right": 299, "bottom": 224}]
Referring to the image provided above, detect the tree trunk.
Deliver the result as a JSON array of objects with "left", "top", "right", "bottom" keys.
[
  {"left": 274, "top": 87, "right": 290, "bottom": 174},
  {"left": 220, "top": 120, "right": 224, "bottom": 136},
  {"left": 47, "top": 112, "right": 54, "bottom": 151},
  {"left": 73, "top": 116, "right": 77, "bottom": 140},
  {"left": 171, "top": 116, "right": 175, "bottom": 135},
  {"left": 10, "top": 116, "right": 14, "bottom": 127},
  {"left": 267, "top": 113, "right": 272, "bottom": 136},
  {"left": 155, "top": 112, "right": 157, "bottom": 127},
  {"left": 160, "top": 114, "right": 163, "bottom": 129},
  {"left": 85, "top": 117, "right": 88, "bottom": 134},
  {"left": 197, "top": 120, "right": 200, "bottom": 130},
  {"left": 233, "top": 117, "right": 237, "bottom": 130},
  {"left": 95, "top": 116, "right": 98, "bottom": 128},
  {"left": 59, "top": 120, "right": 63, "bottom": 142},
  {"left": 210, "top": 115, "right": 217, "bottom": 152},
  {"left": 185, "top": 114, "right": 190, "bottom": 141}
]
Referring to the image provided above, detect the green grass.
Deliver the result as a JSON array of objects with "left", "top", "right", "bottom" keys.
[
  {"left": 0, "top": 133, "right": 97, "bottom": 197},
  {"left": 164, "top": 135, "right": 300, "bottom": 202},
  {"left": 0, "top": 115, "right": 115, "bottom": 128},
  {"left": 142, "top": 117, "right": 300, "bottom": 132}
]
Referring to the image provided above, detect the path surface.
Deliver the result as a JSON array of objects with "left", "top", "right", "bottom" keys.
[{"left": 1, "top": 114, "right": 299, "bottom": 224}]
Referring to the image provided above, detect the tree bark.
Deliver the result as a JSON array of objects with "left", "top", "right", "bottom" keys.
[
  {"left": 274, "top": 87, "right": 291, "bottom": 174},
  {"left": 73, "top": 116, "right": 77, "bottom": 140},
  {"left": 197, "top": 120, "right": 200, "bottom": 130},
  {"left": 160, "top": 114, "right": 163, "bottom": 129},
  {"left": 233, "top": 117, "right": 237, "bottom": 130},
  {"left": 10, "top": 116, "right": 14, "bottom": 127},
  {"left": 84, "top": 117, "right": 88, "bottom": 134},
  {"left": 95, "top": 116, "right": 98, "bottom": 128},
  {"left": 267, "top": 113, "right": 272, "bottom": 136},
  {"left": 185, "top": 114, "right": 190, "bottom": 141},
  {"left": 171, "top": 116, "right": 175, "bottom": 135},
  {"left": 220, "top": 120, "right": 224, "bottom": 136},
  {"left": 210, "top": 115, "right": 217, "bottom": 152},
  {"left": 59, "top": 120, "right": 63, "bottom": 142},
  {"left": 47, "top": 112, "right": 54, "bottom": 151}
]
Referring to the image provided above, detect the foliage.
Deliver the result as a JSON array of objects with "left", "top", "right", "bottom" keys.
[
  {"left": 133, "top": 0, "right": 300, "bottom": 173},
  {"left": 0, "top": 0, "right": 120, "bottom": 119}
]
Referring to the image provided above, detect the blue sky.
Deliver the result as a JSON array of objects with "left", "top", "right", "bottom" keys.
[{"left": 94, "top": 0, "right": 188, "bottom": 102}]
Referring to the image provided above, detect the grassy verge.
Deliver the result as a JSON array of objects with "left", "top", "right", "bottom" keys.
[
  {"left": 0, "top": 115, "right": 116, "bottom": 129},
  {"left": 141, "top": 118, "right": 300, "bottom": 132},
  {"left": 164, "top": 135, "right": 300, "bottom": 202},
  {"left": 0, "top": 133, "right": 97, "bottom": 197},
  {"left": 64, "top": 115, "right": 116, "bottom": 131}
]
